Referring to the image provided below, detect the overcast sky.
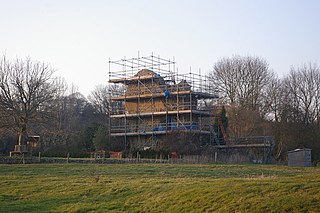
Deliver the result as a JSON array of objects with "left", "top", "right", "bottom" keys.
[{"left": 1, "top": 0, "right": 319, "bottom": 96}]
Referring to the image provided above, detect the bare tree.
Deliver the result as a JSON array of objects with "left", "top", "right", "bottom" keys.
[
  {"left": 210, "top": 55, "right": 274, "bottom": 138},
  {"left": 263, "top": 76, "right": 283, "bottom": 122},
  {"left": 283, "top": 63, "right": 320, "bottom": 125},
  {"left": 211, "top": 55, "right": 273, "bottom": 111},
  {"left": 0, "top": 56, "right": 63, "bottom": 146},
  {"left": 88, "top": 84, "right": 124, "bottom": 115}
]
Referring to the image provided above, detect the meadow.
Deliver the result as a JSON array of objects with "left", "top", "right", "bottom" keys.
[{"left": 0, "top": 163, "right": 319, "bottom": 212}]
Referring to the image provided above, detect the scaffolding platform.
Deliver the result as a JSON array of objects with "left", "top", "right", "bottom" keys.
[{"left": 110, "top": 110, "right": 211, "bottom": 118}]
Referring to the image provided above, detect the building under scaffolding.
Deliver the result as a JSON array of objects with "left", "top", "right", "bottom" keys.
[
  {"left": 108, "top": 54, "right": 222, "bottom": 150},
  {"left": 108, "top": 54, "right": 274, "bottom": 163}
]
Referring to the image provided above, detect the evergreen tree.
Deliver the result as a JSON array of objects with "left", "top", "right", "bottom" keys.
[
  {"left": 92, "top": 125, "right": 108, "bottom": 150},
  {"left": 214, "top": 106, "right": 228, "bottom": 144}
]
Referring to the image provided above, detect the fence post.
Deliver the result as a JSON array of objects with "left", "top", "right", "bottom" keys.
[
  {"left": 38, "top": 152, "right": 41, "bottom": 163},
  {"left": 214, "top": 152, "right": 217, "bottom": 163},
  {"left": 22, "top": 153, "right": 25, "bottom": 164},
  {"left": 67, "top": 153, "right": 70, "bottom": 163}
]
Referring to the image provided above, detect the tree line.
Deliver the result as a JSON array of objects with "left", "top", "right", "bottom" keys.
[
  {"left": 0, "top": 56, "right": 121, "bottom": 157},
  {"left": 211, "top": 55, "right": 320, "bottom": 162},
  {"left": 0, "top": 55, "right": 319, "bottom": 162}
]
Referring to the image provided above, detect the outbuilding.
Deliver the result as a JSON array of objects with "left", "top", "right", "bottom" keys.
[{"left": 288, "top": 148, "right": 312, "bottom": 167}]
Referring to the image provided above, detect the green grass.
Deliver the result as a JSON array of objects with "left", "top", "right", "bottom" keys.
[{"left": 0, "top": 163, "right": 320, "bottom": 212}]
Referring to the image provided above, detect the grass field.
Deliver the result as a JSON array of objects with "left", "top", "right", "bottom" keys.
[{"left": 0, "top": 163, "right": 320, "bottom": 212}]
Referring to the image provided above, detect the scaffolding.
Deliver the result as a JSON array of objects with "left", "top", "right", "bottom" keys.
[{"left": 108, "top": 54, "right": 220, "bottom": 149}]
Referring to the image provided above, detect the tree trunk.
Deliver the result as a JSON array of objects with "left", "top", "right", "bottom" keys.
[{"left": 18, "top": 125, "right": 27, "bottom": 146}]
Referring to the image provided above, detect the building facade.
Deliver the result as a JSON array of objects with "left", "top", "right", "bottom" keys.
[{"left": 108, "top": 55, "right": 221, "bottom": 150}]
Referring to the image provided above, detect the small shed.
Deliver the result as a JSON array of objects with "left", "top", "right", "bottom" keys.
[{"left": 288, "top": 148, "right": 312, "bottom": 167}]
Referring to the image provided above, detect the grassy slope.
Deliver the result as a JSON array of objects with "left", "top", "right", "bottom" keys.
[{"left": 0, "top": 164, "right": 319, "bottom": 213}]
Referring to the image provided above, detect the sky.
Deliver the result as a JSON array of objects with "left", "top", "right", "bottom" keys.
[{"left": 1, "top": 0, "right": 319, "bottom": 96}]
